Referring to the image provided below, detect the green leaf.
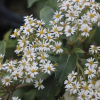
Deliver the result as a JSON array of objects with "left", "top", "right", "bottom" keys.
[
  {"left": 3, "top": 29, "right": 12, "bottom": 42},
  {"left": 72, "top": 48, "right": 85, "bottom": 53},
  {"left": 81, "top": 58, "right": 87, "bottom": 64},
  {"left": 46, "top": 55, "right": 59, "bottom": 63},
  {"left": 12, "top": 87, "right": 31, "bottom": 98},
  {"left": 6, "top": 39, "right": 17, "bottom": 48},
  {"left": 0, "top": 40, "right": 6, "bottom": 56},
  {"left": 40, "top": 6, "right": 54, "bottom": 28},
  {"left": 44, "top": 0, "right": 59, "bottom": 11},
  {"left": 55, "top": 53, "right": 78, "bottom": 85},
  {"left": 27, "top": 0, "right": 38, "bottom": 8},
  {"left": 36, "top": 75, "right": 61, "bottom": 100},
  {"left": 24, "top": 89, "right": 36, "bottom": 100}
]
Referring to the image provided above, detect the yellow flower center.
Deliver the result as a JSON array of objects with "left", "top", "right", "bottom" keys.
[
  {"left": 27, "top": 29, "right": 30, "bottom": 32},
  {"left": 41, "top": 44, "right": 44, "bottom": 47},
  {"left": 47, "top": 66, "right": 51, "bottom": 70},
  {"left": 23, "top": 25, "right": 26, "bottom": 28},
  {"left": 40, "top": 30, "right": 43, "bottom": 34},
  {"left": 90, "top": 2, "right": 94, "bottom": 5},
  {"left": 27, "top": 50, "right": 31, "bottom": 55},
  {"left": 16, "top": 73, "right": 19, "bottom": 77},
  {"left": 23, "top": 44, "right": 26, "bottom": 48},
  {"left": 70, "top": 13, "right": 74, "bottom": 17},
  {"left": 79, "top": 5, "right": 82, "bottom": 8},
  {"left": 22, "top": 39, "right": 26, "bottom": 43},
  {"left": 0, "top": 56, "right": 2, "bottom": 59},
  {"left": 73, "top": 85, "right": 77, "bottom": 89},
  {"left": 56, "top": 14, "right": 60, "bottom": 18},
  {"left": 47, "top": 37, "right": 51, "bottom": 39},
  {"left": 66, "top": 4, "right": 69, "bottom": 7},
  {"left": 27, "top": 74, "right": 31, "bottom": 78},
  {"left": 9, "top": 66, "right": 12, "bottom": 69},
  {"left": 71, "top": 74, "right": 74, "bottom": 77},
  {"left": 84, "top": 86, "right": 88, "bottom": 90},
  {"left": 38, "top": 23, "right": 41, "bottom": 26},
  {"left": 83, "top": 20, "right": 87, "bottom": 24},
  {"left": 88, "top": 70, "right": 92, "bottom": 75},
  {"left": 38, "top": 83, "right": 42, "bottom": 86},
  {"left": 93, "top": 46, "right": 97, "bottom": 50},
  {"left": 5, "top": 79, "right": 9, "bottom": 82},
  {"left": 84, "top": 28, "right": 88, "bottom": 33},
  {"left": 92, "top": 81, "right": 96, "bottom": 85},
  {"left": 68, "top": 81, "right": 71, "bottom": 84},
  {"left": 31, "top": 69, "right": 36, "bottom": 73},
  {"left": 32, "top": 45, "right": 36, "bottom": 48},
  {"left": 55, "top": 45, "right": 60, "bottom": 50},
  {"left": 89, "top": 61, "right": 94, "bottom": 65},
  {"left": 81, "top": 94, "right": 85, "bottom": 98},
  {"left": 98, "top": 3, "right": 100, "bottom": 6},
  {"left": 54, "top": 28, "right": 57, "bottom": 32},
  {"left": 68, "top": 29, "right": 71, "bottom": 33},
  {"left": 30, "top": 55, "right": 33, "bottom": 58},
  {"left": 53, "top": 21, "right": 56, "bottom": 24},
  {"left": 22, "top": 62, "right": 26, "bottom": 66},
  {"left": 76, "top": 0, "right": 79, "bottom": 2},
  {"left": 17, "top": 46, "right": 21, "bottom": 51},
  {"left": 41, "top": 56, "right": 45, "bottom": 60},
  {"left": 29, "top": 20, "right": 33, "bottom": 24},
  {"left": 14, "top": 32, "right": 17, "bottom": 35},
  {"left": 90, "top": 14, "right": 94, "bottom": 18}
]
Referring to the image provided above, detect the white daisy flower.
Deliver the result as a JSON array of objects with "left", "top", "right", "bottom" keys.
[
  {"left": 64, "top": 25, "right": 76, "bottom": 37},
  {"left": 80, "top": 24, "right": 92, "bottom": 37},
  {"left": 84, "top": 67, "right": 96, "bottom": 79},
  {"left": 42, "top": 60, "right": 55, "bottom": 74},
  {"left": 85, "top": 57, "right": 98, "bottom": 68},
  {"left": 70, "top": 81, "right": 80, "bottom": 94},
  {"left": 51, "top": 41, "right": 63, "bottom": 54},
  {"left": 89, "top": 45, "right": 100, "bottom": 54},
  {"left": 34, "top": 79, "right": 45, "bottom": 90},
  {"left": 53, "top": 11, "right": 63, "bottom": 22},
  {"left": 1, "top": 75, "right": 12, "bottom": 86},
  {"left": 23, "top": 26, "right": 33, "bottom": 35}
]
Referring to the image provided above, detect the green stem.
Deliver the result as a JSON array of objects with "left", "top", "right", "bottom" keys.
[{"left": 77, "top": 62, "right": 85, "bottom": 80}]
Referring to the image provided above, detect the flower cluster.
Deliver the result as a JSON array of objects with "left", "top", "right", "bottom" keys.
[
  {"left": 0, "top": 0, "right": 100, "bottom": 99},
  {"left": 64, "top": 45, "right": 100, "bottom": 100},
  {"left": 51, "top": 0, "right": 100, "bottom": 37}
]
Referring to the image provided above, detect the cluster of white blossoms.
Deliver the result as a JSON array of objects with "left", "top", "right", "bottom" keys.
[
  {"left": 1, "top": 0, "right": 100, "bottom": 99},
  {"left": 64, "top": 45, "right": 100, "bottom": 100},
  {"left": 49, "top": 0, "right": 100, "bottom": 37}
]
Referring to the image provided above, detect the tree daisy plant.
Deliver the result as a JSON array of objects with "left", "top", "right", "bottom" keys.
[{"left": 1, "top": 0, "right": 100, "bottom": 100}]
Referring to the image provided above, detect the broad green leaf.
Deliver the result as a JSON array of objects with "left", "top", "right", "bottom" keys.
[
  {"left": 44, "top": 0, "right": 59, "bottom": 11},
  {"left": 0, "top": 40, "right": 6, "bottom": 56},
  {"left": 55, "top": 54, "right": 69, "bottom": 84},
  {"left": 12, "top": 87, "right": 31, "bottom": 98},
  {"left": 55, "top": 53, "right": 78, "bottom": 85},
  {"left": 36, "top": 75, "right": 61, "bottom": 100},
  {"left": 27, "top": 0, "right": 38, "bottom": 8},
  {"left": 6, "top": 39, "right": 17, "bottom": 48},
  {"left": 81, "top": 58, "right": 87, "bottom": 64},
  {"left": 3, "top": 29, "right": 12, "bottom": 42},
  {"left": 72, "top": 48, "right": 85, "bottom": 53},
  {"left": 40, "top": 6, "right": 54, "bottom": 28},
  {"left": 46, "top": 55, "right": 59, "bottom": 62},
  {"left": 94, "top": 27, "right": 100, "bottom": 45},
  {"left": 24, "top": 89, "right": 36, "bottom": 100}
]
